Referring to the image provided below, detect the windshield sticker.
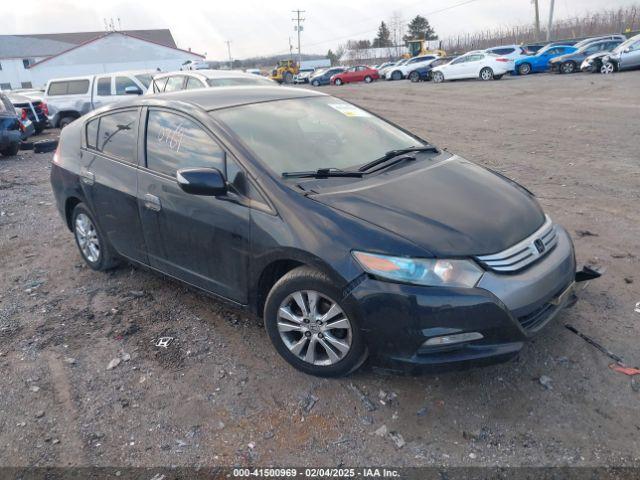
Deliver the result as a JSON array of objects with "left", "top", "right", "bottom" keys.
[{"left": 328, "top": 103, "right": 372, "bottom": 117}]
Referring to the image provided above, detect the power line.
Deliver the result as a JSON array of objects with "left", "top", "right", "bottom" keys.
[{"left": 257, "top": 0, "right": 485, "bottom": 58}]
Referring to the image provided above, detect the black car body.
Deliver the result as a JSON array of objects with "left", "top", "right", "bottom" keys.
[
  {"left": 549, "top": 39, "right": 624, "bottom": 73},
  {"left": 0, "top": 94, "right": 22, "bottom": 157},
  {"left": 310, "top": 67, "right": 346, "bottom": 86},
  {"left": 408, "top": 57, "right": 455, "bottom": 82},
  {"left": 50, "top": 86, "right": 581, "bottom": 377}
]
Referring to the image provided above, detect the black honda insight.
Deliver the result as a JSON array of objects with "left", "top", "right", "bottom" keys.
[{"left": 50, "top": 86, "right": 583, "bottom": 377}]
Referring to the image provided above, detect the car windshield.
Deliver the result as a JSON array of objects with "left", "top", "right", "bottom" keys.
[
  {"left": 207, "top": 77, "right": 272, "bottom": 87},
  {"left": 135, "top": 74, "right": 153, "bottom": 88},
  {"left": 211, "top": 96, "right": 425, "bottom": 175},
  {"left": 535, "top": 45, "right": 555, "bottom": 56},
  {"left": 613, "top": 36, "right": 638, "bottom": 53}
]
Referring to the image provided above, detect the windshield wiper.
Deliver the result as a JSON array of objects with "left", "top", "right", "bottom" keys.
[
  {"left": 282, "top": 168, "right": 364, "bottom": 179},
  {"left": 358, "top": 145, "right": 438, "bottom": 172}
]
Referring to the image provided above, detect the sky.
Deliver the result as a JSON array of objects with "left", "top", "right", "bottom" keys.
[{"left": 2, "top": 0, "right": 638, "bottom": 59}]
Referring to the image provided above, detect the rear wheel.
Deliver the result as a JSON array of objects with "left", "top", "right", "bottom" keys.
[
  {"left": 480, "top": 67, "right": 494, "bottom": 81},
  {"left": 364, "top": 75, "right": 373, "bottom": 83},
  {"left": 264, "top": 266, "right": 367, "bottom": 377},
  {"left": 311, "top": 79, "right": 320, "bottom": 87},
  {"left": 600, "top": 61, "right": 615, "bottom": 74},
  {"left": 518, "top": 63, "right": 532, "bottom": 75},
  {"left": 560, "top": 61, "right": 576, "bottom": 74},
  {"left": 409, "top": 71, "right": 420, "bottom": 82},
  {"left": 334, "top": 78, "right": 343, "bottom": 86},
  {"left": 72, "top": 203, "right": 119, "bottom": 271},
  {"left": 432, "top": 71, "right": 445, "bottom": 83},
  {"left": 59, "top": 116, "right": 76, "bottom": 129},
  {"left": 391, "top": 70, "right": 402, "bottom": 81}
]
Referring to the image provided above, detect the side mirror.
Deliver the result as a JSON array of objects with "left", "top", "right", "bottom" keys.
[
  {"left": 124, "top": 85, "right": 143, "bottom": 95},
  {"left": 176, "top": 167, "right": 227, "bottom": 196}
]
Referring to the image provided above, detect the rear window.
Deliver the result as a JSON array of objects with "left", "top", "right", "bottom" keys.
[
  {"left": 96, "top": 110, "right": 138, "bottom": 161},
  {"left": 47, "top": 80, "right": 90, "bottom": 96}
]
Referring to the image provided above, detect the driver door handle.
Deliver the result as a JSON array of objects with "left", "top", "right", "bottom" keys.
[{"left": 143, "top": 194, "right": 161, "bottom": 212}]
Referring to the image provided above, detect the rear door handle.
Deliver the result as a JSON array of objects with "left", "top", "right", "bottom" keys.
[
  {"left": 80, "top": 170, "right": 95, "bottom": 185},
  {"left": 143, "top": 193, "right": 161, "bottom": 212}
]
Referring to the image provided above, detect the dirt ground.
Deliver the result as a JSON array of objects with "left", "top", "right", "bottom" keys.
[{"left": 1, "top": 72, "right": 639, "bottom": 469}]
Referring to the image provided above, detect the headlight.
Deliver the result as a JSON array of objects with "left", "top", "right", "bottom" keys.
[{"left": 352, "top": 251, "right": 483, "bottom": 288}]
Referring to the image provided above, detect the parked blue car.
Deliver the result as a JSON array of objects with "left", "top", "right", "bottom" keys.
[
  {"left": 310, "top": 67, "right": 346, "bottom": 86},
  {"left": 513, "top": 45, "right": 576, "bottom": 75}
]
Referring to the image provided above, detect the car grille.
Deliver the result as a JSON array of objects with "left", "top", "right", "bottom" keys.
[{"left": 475, "top": 215, "right": 557, "bottom": 273}]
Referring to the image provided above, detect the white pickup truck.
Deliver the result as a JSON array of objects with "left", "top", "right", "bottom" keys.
[{"left": 44, "top": 70, "right": 154, "bottom": 128}]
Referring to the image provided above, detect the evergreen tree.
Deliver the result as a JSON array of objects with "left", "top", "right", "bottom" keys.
[
  {"left": 373, "top": 21, "right": 392, "bottom": 47},
  {"left": 404, "top": 15, "right": 437, "bottom": 41}
]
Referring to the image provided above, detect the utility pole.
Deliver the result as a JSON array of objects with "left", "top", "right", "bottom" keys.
[
  {"left": 533, "top": 0, "right": 541, "bottom": 40},
  {"left": 546, "top": 0, "right": 556, "bottom": 42},
  {"left": 291, "top": 9, "right": 305, "bottom": 66},
  {"left": 225, "top": 40, "right": 232, "bottom": 67}
]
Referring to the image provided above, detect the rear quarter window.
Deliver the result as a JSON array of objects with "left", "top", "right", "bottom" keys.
[{"left": 86, "top": 118, "right": 99, "bottom": 148}]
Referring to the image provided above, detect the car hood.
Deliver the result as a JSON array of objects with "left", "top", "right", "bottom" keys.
[
  {"left": 307, "top": 155, "right": 545, "bottom": 257},
  {"left": 551, "top": 52, "right": 586, "bottom": 62}
]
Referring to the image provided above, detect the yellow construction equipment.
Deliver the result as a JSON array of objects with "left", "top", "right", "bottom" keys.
[
  {"left": 404, "top": 39, "right": 447, "bottom": 58},
  {"left": 270, "top": 60, "right": 299, "bottom": 84}
]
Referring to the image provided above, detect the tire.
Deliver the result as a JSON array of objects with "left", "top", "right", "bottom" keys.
[
  {"left": 0, "top": 143, "right": 20, "bottom": 157},
  {"left": 34, "top": 139, "right": 58, "bottom": 154},
  {"left": 71, "top": 203, "right": 119, "bottom": 271},
  {"left": 600, "top": 61, "right": 615, "bottom": 74},
  {"left": 364, "top": 75, "right": 373, "bottom": 83},
  {"left": 311, "top": 80, "right": 320, "bottom": 87},
  {"left": 480, "top": 67, "right": 494, "bottom": 81},
  {"left": 391, "top": 70, "right": 402, "bottom": 81},
  {"left": 560, "top": 61, "right": 576, "bottom": 74},
  {"left": 334, "top": 78, "right": 343, "bottom": 86},
  {"left": 20, "top": 141, "right": 34, "bottom": 151},
  {"left": 432, "top": 71, "right": 445, "bottom": 83},
  {"left": 282, "top": 71, "right": 294, "bottom": 84},
  {"left": 518, "top": 63, "right": 532, "bottom": 75},
  {"left": 264, "top": 266, "right": 367, "bottom": 377},
  {"left": 409, "top": 71, "right": 420, "bottom": 82},
  {"left": 59, "top": 116, "right": 76, "bottom": 129}
]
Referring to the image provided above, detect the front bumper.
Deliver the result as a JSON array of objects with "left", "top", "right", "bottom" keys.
[{"left": 349, "top": 226, "right": 577, "bottom": 373}]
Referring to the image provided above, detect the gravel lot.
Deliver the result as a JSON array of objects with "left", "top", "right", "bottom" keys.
[{"left": 0, "top": 72, "right": 639, "bottom": 469}]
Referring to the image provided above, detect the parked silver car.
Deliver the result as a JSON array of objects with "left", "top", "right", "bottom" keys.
[{"left": 581, "top": 34, "right": 640, "bottom": 73}]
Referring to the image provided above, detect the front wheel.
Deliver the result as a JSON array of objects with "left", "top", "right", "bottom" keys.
[
  {"left": 600, "top": 62, "right": 615, "bottom": 74},
  {"left": 409, "top": 71, "right": 420, "bottom": 82},
  {"left": 560, "top": 61, "right": 576, "bottom": 74},
  {"left": 264, "top": 266, "right": 367, "bottom": 377},
  {"left": 480, "top": 67, "right": 494, "bottom": 81},
  {"left": 391, "top": 70, "right": 402, "bottom": 81},
  {"left": 518, "top": 63, "right": 532, "bottom": 75},
  {"left": 432, "top": 71, "right": 445, "bottom": 83},
  {"left": 72, "top": 203, "right": 119, "bottom": 271},
  {"left": 334, "top": 78, "right": 343, "bottom": 86}
]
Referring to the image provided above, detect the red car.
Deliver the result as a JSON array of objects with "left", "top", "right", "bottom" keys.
[{"left": 330, "top": 66, "right": 379, "bottom": 85}]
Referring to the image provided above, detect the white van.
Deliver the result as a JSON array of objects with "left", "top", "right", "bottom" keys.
[{"left": 44, "top": 70, "right": 154, "bottom": 128}]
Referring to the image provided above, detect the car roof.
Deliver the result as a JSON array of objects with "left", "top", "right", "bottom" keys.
[
  {"left": 154, "top": 69, "right": 260, "bottom": 80},
  {"left": 117, "top": 85, "right": 327, "bottom": 112}
]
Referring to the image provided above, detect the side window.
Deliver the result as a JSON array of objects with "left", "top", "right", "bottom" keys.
[
  {"left": 185, "top": 77, "right": 205, "bottom": 90},
  {"left": 164, "top": 76, "right": 184, "bottom": 92},
  {"left": 451, "top": 57, "right": 467, "bottom": 65},
  {"left": 145, "top": 110, "right": 225, "bottom": 177},
  {"left": 630, "top": 41, "right": 640, "bottom": 51},
  {"left": 152, "top": 77, "right": 168, "bottom": 93},
  {"left": 97, "top": 110, "right": 138, "bottom": 161},
  {"left": 86, "top": 117, "right": 99, "bottom": 148},
  {"left": 115, "top": 76, "right": 138, "bottom": 95},
  {"left": 469, "top": 54, "right": 484, "bottom": 62},
  {"left": 67, "top": 80, "right": 90, "bottom": 95},
  {"left": 97, "top": 77, "right": 111, "bottom": 96}
]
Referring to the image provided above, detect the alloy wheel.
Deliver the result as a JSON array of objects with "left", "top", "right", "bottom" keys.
[
  {"left": 601, "top": 62, "right": 614, "bottom": 74},
  {"left": 480, "top": 68, "right": 493, "bottom": 80},
  {"left": 561, "top": 62, "right": 575, "bottom": 74},
  {"left": 518, "top": 63, "right": 531, "bottom": 75},
  {"left": 75, "top": 213, "right": 100, "bottom": 263},
  {"left": 433, "top": 71, "right": 444, "bottom": 83},
  {"left": 277, "top": 290, "right": 353, "bottom": 366}
]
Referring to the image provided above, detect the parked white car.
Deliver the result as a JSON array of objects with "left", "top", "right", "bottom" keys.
[
  {"left": 484, "top": 44, "right": 529, "bottom": 70},
  {"left": 385, "top": 55, "right": 440, "bottom": 81},
  {"left": 44, "top": 70, "right": 154, "bottom": 128},
  {"left": 430, "top": 53, "right": 511, "bottom": 83},
  {"left": 378, "top": 58, "right": 409, "bottom": 79},
  {"left": 147, "top": 69, "right": 275, "bottom": 94}
]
